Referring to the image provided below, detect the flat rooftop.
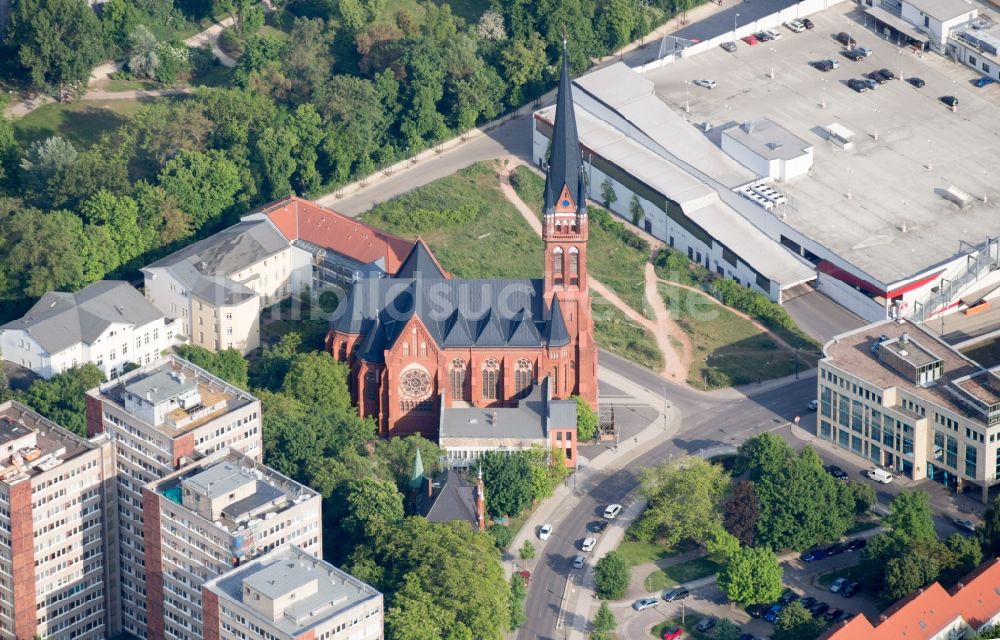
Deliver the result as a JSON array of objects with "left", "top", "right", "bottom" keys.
[
  {"left": 0, "top": 401, "right": 96, "bottom": 482},
  {"left": 95, "top": 356, "right": 255, "bottom": 436},
  {"left": 642, "top": 4, "right": 1000, "bottom": 285},
  {"left": 204, "top": 545, "right": 381, "bottom": 636}
]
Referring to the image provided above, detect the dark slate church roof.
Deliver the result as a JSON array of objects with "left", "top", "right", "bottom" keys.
[
  {"left": 394, "top": 239, "right": 446, "bottom": 279},
  {"left": 543, "top": 44, "right": 587, "bottom": 217}
]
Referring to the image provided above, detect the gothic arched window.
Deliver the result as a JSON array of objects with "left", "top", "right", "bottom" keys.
[
  {"left": 399, "top": 366, "right": 432, "bottom": 412},
  {"left": 553, "top": 247, "right": 564, "bottom": 283},
  {"left": 449, "top": 358, "right": 468, "bottom": 402},
  {"left": 568, "top": 247, "right": 579, "bottom": 275},
  {"left": 365, "top": 370, "right": 378, "bottom": 401},
  {"left": 337, "top": 342, "right": 347, "bottom": 361},
  {"left": 482, "top": 358, "right": 501, "bottom": 401},
  {"left": 514, "top": 358, "right": 533, "bottom": 399}
]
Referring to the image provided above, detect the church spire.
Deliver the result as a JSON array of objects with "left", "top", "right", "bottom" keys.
[{"left": 543, "top": 42, "right": 586, "bottom": 217}]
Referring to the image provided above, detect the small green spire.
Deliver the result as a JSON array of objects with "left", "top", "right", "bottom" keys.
[{"left": 409, "top": 447, "right": 425, "bottom": 490}]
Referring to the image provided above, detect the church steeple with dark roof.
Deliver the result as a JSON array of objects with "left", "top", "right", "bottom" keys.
[{"left": 543, "top": 42, "right": 587, "bottom": 217}]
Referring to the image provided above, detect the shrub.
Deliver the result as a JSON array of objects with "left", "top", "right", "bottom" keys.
[
  {"left": 594, "top": 551, "right": 630, "bottom": 599},
  {"left": 488, "top": 524, "right": 514, "bottom": 550}
]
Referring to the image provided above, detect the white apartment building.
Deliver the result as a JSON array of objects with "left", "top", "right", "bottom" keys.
[
  {"left": 143, "top": 451, "right": 322, "bottom": 640},
  {"left": 819, "top": 320, "right": 1000, "bottom": 503},
  {"left": 85, "top": 355, "right": 262, "bottom": 639},
  {"left": 0, "top": 400, "right": 115, "bottom": 640},
  {"left": 142, "top": 219, "right": 309, "bottom": 354},
  {"left": 0, "top": 280, "right": 174, "bottom": 380},
  {"left": 202, "top": 545, "right": 384, "bottom": 640}
]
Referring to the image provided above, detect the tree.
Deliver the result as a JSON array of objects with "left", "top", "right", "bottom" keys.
[
  {"left": 0, "top": 118, "right": 19, "bottom": 191},
  {"left": 341, "top": 477, "right": 404, "bottom": 542},
  {"left": 1, "top": 208, "right": 85, "bottom": 297},
  {"left": 883, "top": 540, "right": 953, "bottom": 601},
  {"left": 636, "top": 455, "right": 730, "bottom": 547},
  {"left": 629, "top": 194, "right": 644, "bottom": 225},
  {"left": 718, "top": 546, "right": 783, "bottom": 605},
  {"left": 982, "top": 494, "right": 1000, "bottom": 557},
  {"left": 598, "top": 0, "right": 636, "bottom": 50},
  {"left": 235, "top": 34, "right": 284, "bottom": 86},
  {"left": 884, "top": 490, "right": 937, "bottom": 546},
  {"left": 476, "top": 9, "right": 507, "bottom": 41},
  {"left": 723, "top": 479, "right": 759, "bottom": 547},
  {"left": 941, "top": 533, "right": 983, "bottom": 586},
  {"left": 128, "top": 25, "right": 160, "bottom": 79},
  {"left": 158, "top": 149, "right": 242, "bottom": 229},
  {"left": 499, "top": 32, "right": 547, "bottom": 104},
  {"left": 715, "top": 619, "right": 740, "bottom": 640},
  {"left": 519, "top": 540, "right": 535, "bottom": 560},
  {"left": 480, "top": 450, "right": 534, "bottom": 517},
  {"left": 254, "top": 124, "right": 299, "bottom": 200},
  {"left": 20, "top": 137, "right": 78, "bottom": 195},
  {"left": 81, "top": 189, "right": 146, "bottom": 266},
  {"left": 846, "top": 480, "right": 876, "bottom": 515},
  {"left": 488, "top": 524, "right": 513, "bottom": 550},
  {"left": 19, "top": 364, "right": 105, "bottom": 436},
  {"left": 216, "top": 0, "right": 265, "bottom": 37},
  {"left": 281, "top": 352, "right": 352, "bottom": 409},
  {"left": 510, "top": 573, "right": 527, "bottom": 630},
  {"left": 773, "top": 602, "right": 826, "bottom": 640},
  {"left": 592, "top": 601, "right": 617, "bottom": 636},
  {"left": 600, "top": 177, "right": 617, "bottom": 208},
  {"left": 175, "top": 345, "right": 249, "bottom": 388},
  {"left": 594, "top": 551, "right": 630, "bottom": 600},
  {"left": 737, "top": 433, "right": 795, "bottom": 480},
  {"left": 282, "top": 17, "right": 335, "bottom": 104},
  {"left": 574, "top": 395, "right": 597, "bottom": 441},
  {"left": 8, "top": 0, "right": 106, "bottom": 97}
]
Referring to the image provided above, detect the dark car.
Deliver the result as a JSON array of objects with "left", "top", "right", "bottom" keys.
[
  {"left": 908, "top": 76, "right": 926, "bottom": 88},
  {"left": 803, "top": 18, "right": 815, "bottom": 29},
  {"left": 811, "top": 602, "right": 831, "bottom": 618},
  {"left": 757, "top": 30, "right": 773, "bottom": 41},
  {"left": 847, "top": 538, "right": 868, "bottom": 552},
  {"left": 813, "top": 60, "right": 837, "bottom": 72},
  {"left": 866, "top": 71, "right": 888, "bottom": 85},
  {"left": 801, "top": 548, "right": 829, "bottom": 562},
  {"left": 746, "top": 603, "right": 768, "bottom": 618},
  {"left": 877, "top": 68, "right": 896, "bottom": 81},
  {"left": 836, "top": 32, "right": 857, "bottom": 47},
  {"left": 588, "top": 521, "right": 609, "bottom": 534},
  {"left": 780, "top": 591, "right": 801, "bottom": 604},
  {"left": 695, "top": 618, "right": 717, "bottom": 633},
  {"left": 842, "top": 48, "right": 866, "bottom": 61},
  {"left": 825, "top": 608, "right": 845, "bottom": 622},
  {"left": 847, "top": 78, "right": 868, "bottom": 93},
  {"left": 826, "top": 542, "right": 848, "bottom": 556},
  {"left": 941, "top": 95, "right": 959, "bottom": 108},
  {"left": 800, "top": 596, "right": 818, "bottom": 609},
  {"left": 662, "top": 587, "right": 690, "bottom": 602},
  {"left": 974, "top": 76, "right": 996, "bottom": 87},
  {"left": 721, "top": 41, "right": 738, "bottom": 52},
  {"left": 763, "top": 604, "right": 784, "bottom": 623},
  {"left": 841, "top": 581, "right": 862, "bottom": 598},
  {"left": 826, "top": 465, "right": 849, "bottom": 480}
]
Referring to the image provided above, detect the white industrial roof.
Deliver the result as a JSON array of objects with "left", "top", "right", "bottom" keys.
[{"left": 902, "top": 0, "right": 976, "bottom": 22}]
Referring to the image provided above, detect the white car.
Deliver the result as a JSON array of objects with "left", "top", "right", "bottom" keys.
[
  {"left": 866, "top": 468, "right": 893, "bottom": 484},
  {"left": 581, "top": 537, "right": 597, "bottom": 552},
  {"left": 603, "top": 504, "right": 623, "bottom": 520},
  {"left": 952, "top": 517, "right": 977, "bottom": 533},
  {"left": 694, "top": 79, "right": 717, "bottom": 90},
  {"left": 538, "top": 524, "right": 553, "bottom": 540},
  {"left": 572, "top": 555, "right": 586, "bottom": 569},
  {"left": 764, "top": 29, "right": 782, "bottom": 40},
  {"left": 785, "top": 19, "right": 806, "bottom": 32}
]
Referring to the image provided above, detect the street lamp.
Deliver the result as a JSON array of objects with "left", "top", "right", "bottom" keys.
[
  {"left": 873, "top": 106, "right": 880, "bottom": 141},
  {"left": 927, "top": 139, "right": 934, "bottom": 171},
  {"left": 821, "top": 78, "right": 827, "bottom": 109},
  {"left": 733, "top": 12, "right": 740, "bottom": 44},
  {"left": 984, "top": 170, "right": 990, "bottom": 204},
  {"left": 684, "top": 80, "right": 690, "bottom": 113},
  {"left": 769, "top": 47, "right": 776, "bottom": 80},
  {"left": 846, "top": 166, "right": 853, "bottom": 200}
]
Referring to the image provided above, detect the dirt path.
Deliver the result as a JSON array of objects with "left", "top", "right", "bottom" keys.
[{"left": 497, "top": 158, "right": 692, "bottom": 382}]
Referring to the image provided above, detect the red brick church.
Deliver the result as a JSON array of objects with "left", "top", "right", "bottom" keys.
[{"left": 326, "top": 48, "right": 597, "bottom": 438}]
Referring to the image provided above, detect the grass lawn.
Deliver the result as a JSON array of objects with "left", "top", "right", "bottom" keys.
[
  {"left": 660, "top": 284, "right": 803, "bottom": 389},
  {"left": 96, "top": 78, "right": 163, "bottom": 92},
  {"left": 817, "top": 564, "right": 869, "bottom": 589},
  {"left": 13, "top": 97, "right": 184, "bottom": 149},
  {"left": 361, "top": 162, "right": 543, "bottom": 279},
  {"left": 644, "top": 556, "right": 722, "bottom": 591},
  {"left": 189, "top": 62, "right": 232, "bottom": 88},
  {"left": 652, "top": 617, "right": 716, "bottom": 640},
  {"left": 593, "top": 294, "right": 664, "bottom": 370},
  {"left": 510, "top": 166, "right": 653, "bottom": 318},
  {"left": 616, "top": 540, "right": 678, "bottom": 567}
]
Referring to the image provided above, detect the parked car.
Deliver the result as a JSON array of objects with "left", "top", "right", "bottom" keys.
[
  {"left": 763, "top": 604, "right": 784, "bottom": 622},
  {"left": 802, "top": 17, "right": 815, "bottom": 29},
  {"left": 757, "top": 30, "right": 773, "bottom": 41},
  {"left": 825, "top": 465, "right": 848, "bottom": 479},
  {"left": 908, "top": 76, "right": 926, "bottom": 88},
  {"left": 847, "top": 78, "right": 869, "bottom": 93},
  {"left": 694, "top": 79, "right": 718, "bottom": 89},
  {"left": 746, "top": 603, "right": 768, "bottom": 618},
  {"left": 867, "top": 468, "right": 893, "bottom": 483},
  {"left": 633, "top": 598, "right": 658, "bottom": 611},
  {"left": 877, "top": 68, "right": 896, "bottom": 81},
  {"left": 813, "top": 59, "right": 839, "bottom": 71},
  {"left": 721, "top": 41, "right": 738, "bottom": 52},
  {"left": 603, "top": 504, "right": 623, "bottom": 519},
  {"left": 871, "top": 334, "right": 890, "bottom": 353},
  {"left": 808, "top": 399, "right": 818, "bottom": 411},
  {"left": 836, "top": 32, "right": 857, "bottom": 47},
  {"left": 743, "top": 34, "right": 759, "bottom": 45},
  {"left": 801, "top": 547, "right": 829, "bottom": 562},
  {"left": 974, "top": 76, "right": 996, "bottom": 87},
  {"left": 856, "top": 46, "right": 874, "bottom": 56},
  {"left": 800, "top": 596, "right": 818, "bottom": 609},
  {"left": 581, "top": 537, "right": 597, "bottom": 552},
  {"left": 847, "top": 538, "right": 868, "bottom": 552},
  {"left": 588, "top": 520, "right": 609, "bottom": 534},
  {"left": 662, "top": 627, "right": 683, "bottom": 640},
  {"left": 663, "top": 587, "right": 691, "bottom": 602},
  {"left": 825, "top": 608, "right": 845, "bottom": 622},
  {"left": 785, "top": 19, "right": 806, "bottom": 32},
  {"left": 841, "top": 581, "right": 862, "bottom": 598},
  {"left": 811, "top": 602, "right": 831, "bottom": 618},
  {"left": 763, "top": 29, "right": 782, "bottom": 40},
  {"left": 952, "top": 517, "right": 977, "bottom": 533},
  {"left": 861, "top": 76, "right": 880, "bottom": 89},
  {"left": 695, "top": 618, "right": 717, "bottom": 632},
  {"left": 866, "top": 71, "right": 887, "bottom": 84},
  {"left": 842, "top": 48, "right": 866, "bottom": 61},
  {"left": 538, "top": 524, "right": 553, "bottom": 540},
  {"left": 941, "top": 95, "right": 959, "bottom": 109},
  {"left": 780, "top": 591, "right": 800, "bottom": 604},
  {"left": 826, "top": 543, "right": 848, "bottom": 556},
  {"left": 829, "top": 577, "right": 848, "bottom": 593},
  {"left": 572, "top": 555, "right": 586, "bottom": 569}
]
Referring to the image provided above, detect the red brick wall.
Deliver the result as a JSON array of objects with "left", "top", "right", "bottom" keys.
[
  {"left": 550, "top": 429, "right": 578, "bottom": 467},
  {"left": 143, "top": 488, "right": 166, "bottom": 640},
  {"left": 201, "top": 589, "right": 221, "bottom": 640},
  {"left": 172, "top": 432, "right": 194, "bottom": 469},
  {"left": 85, "top": 394, "right": 105, "bottom": 437},
  {"left": 297, "top": 630, "right": 316, "bottom": 640},
  {"left": 10, "top": 482, "right": 36, "bottom": 640}
]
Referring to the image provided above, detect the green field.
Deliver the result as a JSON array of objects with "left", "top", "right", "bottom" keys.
[
  {"left": 593, "top": 294, "right": 664, "bottom": 371},
  {"left": 616, "top": 540, "right": 678, "bottom": 567},
  {"left": 361, "top": 162, "right": 543, "bottom": 279},
  {"left": 12, "top": 98, "right": 158, "bottom": 149},
  {"left": 661, "top": 284, "right": 803, "bottom": 389},
  {"left": 644, "top": 556, "right": 722, "bottom": 591},
  {"left": 509, "top": 166, "right": 653, "bottom": 318}
]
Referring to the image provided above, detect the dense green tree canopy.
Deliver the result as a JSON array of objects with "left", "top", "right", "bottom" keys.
[
  {"left": 774, "top": 602, "right": 826, "bottom": 640},
  {"left": 594, "top": 550, "right": 630, "bottom": 600},
  {"left": 636, "top": 455, "right": 730, "bottom": 547},
  {"left": 19, "top": 364, "right": 105, "bottom": 436},
  {"left": 718, "top": 546, "right": 783, "bottom": 605}
]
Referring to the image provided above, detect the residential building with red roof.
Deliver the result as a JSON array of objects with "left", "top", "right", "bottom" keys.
[{"left": 820, "top": 559, "right": 1000, "bottom": 640}]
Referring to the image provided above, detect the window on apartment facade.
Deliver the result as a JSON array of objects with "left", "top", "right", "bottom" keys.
[
  {"left": 995, "top": 447, "right": 1000, "bottom": 480},
  {"left": 838, "top": 394, "right": 849, "bottom": 428},
  {"left": 851, "top": 400, "right": 863, "bottom": 433},
  {"left": 965, "top": 445, "right": 977, "bottom": 478}
]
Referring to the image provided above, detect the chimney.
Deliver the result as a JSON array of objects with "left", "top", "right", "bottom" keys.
[
  {"left": 426, "top": 476, "right": 433, "bottom": 499},
  {"left": 901, "top": 332, "right": 910, "bottom": 344},
  {"left": 879, "top": 615, "right": 888, "bottom": 622},
  {"left": 475, "top": 468, "right": 486, "bottom": 532}
]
